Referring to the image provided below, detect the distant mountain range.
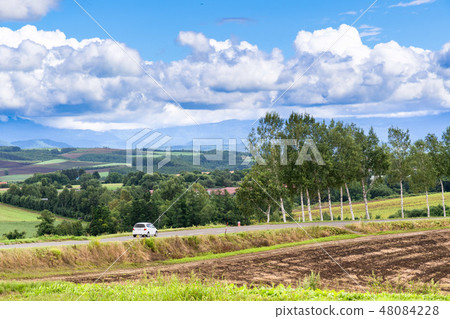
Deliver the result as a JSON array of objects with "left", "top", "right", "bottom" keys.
[
  {"left": 1, "top": 114, "right": 449, "bottom": 149},
  {"left": 0, "top": 117, "right": 254, "bottom": 150},
  {"left": 10, "top": 139, "right": 73, "bottom": 149}
]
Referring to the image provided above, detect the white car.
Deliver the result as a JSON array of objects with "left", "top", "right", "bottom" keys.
[{"left": 132, "top": 222, "right": 158, "bottom": 237}]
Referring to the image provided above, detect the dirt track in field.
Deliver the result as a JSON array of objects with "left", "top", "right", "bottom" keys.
[{"left": 34, "top": 229, "right": 450, "bottom": 292}]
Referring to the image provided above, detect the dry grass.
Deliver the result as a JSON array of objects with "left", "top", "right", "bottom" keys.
[
  {"left": 0, "top": 226, "right": 348, "bottom": 274},
  {"left": 345, "top": 219, "right": 450, "bottom": 234}
]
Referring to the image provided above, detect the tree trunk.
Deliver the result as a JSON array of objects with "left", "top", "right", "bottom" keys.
[
  {"left": 327, "top": 187, "right": 333, "bottom": 221},
  {"left": 426, "top": 190, "right": 430, "bottom": 218},
  {"left": 440, "top": 179, "right": 446, "bottom": 217},
  {"left": 300, "top": 189, "right": 305, "bottom": 222},
  {"left": 400, "top": 179, "right": 404, "bottom": 218},
  {"left": 345, "top": 183, "right": 355, "bottom": 220},
  {"left": 280, "top": 197, "right": 287, "bottom": 223},
  {"left": 340, "top": 186, "right": 344, "bottom": 221},
  {"left": 317, "top": 190, "right": 323, "bottom": 221},
  {"left": 306, "top": 188, "right": 312, "bottom": 221},
  {"left": 361, "top": 178, "right": 370, "bottom": 220},
  {"left": 266, "top": 205, "right": 271, "bottom": 223}
]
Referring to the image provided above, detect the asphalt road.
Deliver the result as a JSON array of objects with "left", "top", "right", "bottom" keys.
[{"left": 0, "top": 217, "right": 445, "bottom": 250}]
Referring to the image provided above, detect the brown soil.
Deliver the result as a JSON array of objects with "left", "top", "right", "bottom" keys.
[
  {"left": 27, "top": 229, "right": 450, "bottom": 292},
  {"left": 61, "top": 148, "right": 119, "bottom": 159}
]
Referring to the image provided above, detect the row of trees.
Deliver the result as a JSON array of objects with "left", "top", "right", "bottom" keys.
[
  {"left": 236, "top": 112, "right": 449, "bottom": 222},
  {"left": 0, "top": 170, "right": 245, "bottom": 235}
]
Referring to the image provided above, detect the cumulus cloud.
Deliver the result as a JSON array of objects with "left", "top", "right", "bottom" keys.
[
  {"left": 0, "top": 0, "right": 59, "bottom": 21},
  {"left": 390, "top": 0, "right": 436, "bottom": 8},
  {"left": 0, "top": 24, "right": 449, "bottom": 131}
]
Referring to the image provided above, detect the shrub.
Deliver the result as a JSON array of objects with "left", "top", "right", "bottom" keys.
[
  {"left": 390, "top": 205, "right": 449, "bottom": 219},
  {"left": 56, "top": 220, "right": 85, "bottom": 236},
  {"left": 368, "top": 184, "right": 395, "bottom": 199},
  {"left": 3, "top": 229, "right": 26, "bottom": 240},
  {"left": 36, "top": 210, "right": 56, "bottom": 236}
]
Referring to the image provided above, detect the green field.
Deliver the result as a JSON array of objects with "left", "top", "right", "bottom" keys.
[
  {"left": 33, "top": 159, "right": 68, "bottom": 165},
  {"left": 298, "top": 192, "right": 449, "bottom": 220},
  {"left": 0, "top": 203, "right": 43, "bottom": 222},
  {"left": 0, "top": 203, "right": 70, "bottom": 238},
  {"left": 102, "top": 183, "right": 123, "bottom": 190},
  {"left": 91, "top": 163, "right": 126, "bottom": 168},
  {"left": 0, "top": 174, "right": 33, "bottom": 182}
]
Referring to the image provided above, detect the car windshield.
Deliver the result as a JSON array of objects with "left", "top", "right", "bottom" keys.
[{"left": 134, "top": 223, "right": 145, "bottom": 228}]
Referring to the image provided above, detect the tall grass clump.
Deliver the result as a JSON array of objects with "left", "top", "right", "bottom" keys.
[
  {"left": 368, "top": 272, "right": 441, "bottom": 295},
  {"left": 300, "top": 271, "right": 321, "bottom": 290}
]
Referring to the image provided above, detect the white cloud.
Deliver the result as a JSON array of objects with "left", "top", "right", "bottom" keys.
[
  {"left": 0, "top": 0, "right": 59, "bottom": 21},
  {"left": 0, "top": 24, "right": 449, "bottom": 131},
  {"left": 390, "top": 0, "right": 436, "bottom": 8},
  {"left": 358, "top": 25, "right": 382, "bottom": 38},
  {"left": 177, "top": 31, "right": 211, "bottom": 53}
]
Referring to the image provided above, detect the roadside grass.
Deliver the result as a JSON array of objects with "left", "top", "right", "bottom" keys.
[
  {"left": 0, "top": 223, "right": 231, "bottom": 245},
  {"left": 345, "top": 219, "right": 450, "bottom": 234},
  {"left": 0, "top": 226, "right": 351, "bottom": 275},
  {"left": 0, "top": 276, "right": 447, "bottom": 301},
  {"left": 295, "top": 192, "right": 449, "bottom": 220}
]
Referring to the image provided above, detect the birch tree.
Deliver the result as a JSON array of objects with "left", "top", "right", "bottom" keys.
[
  {"left": 354, "top": 127, "right": 390, "bottom": 219},
  {"left": 249, "top": 113, "right": 289, "bottom": 222},
  {"left": 388, "top": 127, "right": 412, "bottom": 218},
  {"left": 235, "top": 168, "right": 275, "bottom": 223},
  {"left": 410, "top": 139, "right": 436, "bottom": 217},
  {"left": 284, "top": 113, "right": 317, "bottom": 222},
  {"left": 330, "top": 123, "right": 360, "bottom": 220}
]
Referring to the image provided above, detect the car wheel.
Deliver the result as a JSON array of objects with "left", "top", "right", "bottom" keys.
[{"left": 154, "top": 231, "right": 158, "bottom": 237}]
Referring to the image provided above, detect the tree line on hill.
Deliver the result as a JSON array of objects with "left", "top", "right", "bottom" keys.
[
  {"left": 0, "top": 170, "right": 245, "bottom": 236},
  {"left": 236, "top": 112, "right": 450, "bottom": 223}
]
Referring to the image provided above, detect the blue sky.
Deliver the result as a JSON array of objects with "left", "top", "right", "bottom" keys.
[
  {"left": 3, "top": 0, "right": 449, "bottom": 60},
  {"left": 0, "top": 0, "right": 449, "bottom": 146}
]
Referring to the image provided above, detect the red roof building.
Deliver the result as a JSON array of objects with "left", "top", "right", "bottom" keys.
[{"left": 206, "top": 187, "right": 238, "bottom": 196}]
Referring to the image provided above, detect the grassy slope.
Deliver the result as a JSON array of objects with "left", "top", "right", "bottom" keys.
[
  {"left": 296, "top": 192, "right": 449, "bottom": 220},
  {"left": 33, "top": 159, "right": 68, "bottom": 165},
  {"left": 0, "top": 203, "right": 75, "bottom": 238},
  {"left": 102, "top": 183, "right": 123, "bottom": 190},
  {"left": 0, "top": 174, "right": 33, "bottom": 182},
  {"left": 0, "top": 203, "right": 43, "bottom": 222}
]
